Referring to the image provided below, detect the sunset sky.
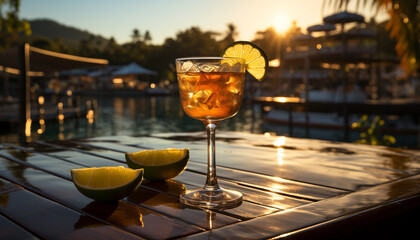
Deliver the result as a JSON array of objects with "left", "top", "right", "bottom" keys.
[{"left": 20, "top": 0, "right": 387, "bottom": 45}]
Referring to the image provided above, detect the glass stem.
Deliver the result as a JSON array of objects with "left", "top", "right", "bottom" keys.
[{"left": 205, "top": 122, "right": 220, "bottom": 190}]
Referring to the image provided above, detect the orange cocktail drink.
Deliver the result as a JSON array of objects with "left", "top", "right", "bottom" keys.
[
  {"left": 175, "top": 57, "right": 245, "bottom": 209},
  {"left": 177, "top": 71, "right": 244, "bottom": 122}
]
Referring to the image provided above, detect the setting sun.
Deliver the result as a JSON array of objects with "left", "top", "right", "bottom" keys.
[{"left": 273, "top": 13, "right": 292, "bottom": 33}]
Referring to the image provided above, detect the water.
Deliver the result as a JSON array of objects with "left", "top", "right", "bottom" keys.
[
  {"left": 1, "top": 95, "right": 418, "bottom": 148},
  {"left": 1, "top": 96, "right": 263, "bottom": 142}
]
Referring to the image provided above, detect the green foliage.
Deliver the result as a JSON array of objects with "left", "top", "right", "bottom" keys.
[
  {"left": 253, "top": 27, "right": 281, "bottom": 60},
  {"left": 0, "top": 0, "right": 31, "bottom": 35},
  {"left": 161, "top": 27, "right": 222, "bottom": 58},
  {"left": 220, "top": 23, "right": 238, "bottom": 46},
  {"left": 253, "top": 21, "right": 303, "bottom": 61},
  {"left": 0, "top": 0, "right": 31, "bottom": 50},
  {"left": 351, "top": 115, "right": 396, "bottom": 146},
  {"left": 329, "top": 0, "right": 420, "bottom": 73}
]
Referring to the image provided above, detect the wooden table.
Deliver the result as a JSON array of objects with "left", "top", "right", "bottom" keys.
[{"left": 1, "top": 132, "right": 420, "bottom": 239}]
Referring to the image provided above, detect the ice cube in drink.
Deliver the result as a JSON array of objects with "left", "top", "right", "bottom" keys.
[{"left": 177, "top": 71, "right": 244, "bottom": 121}]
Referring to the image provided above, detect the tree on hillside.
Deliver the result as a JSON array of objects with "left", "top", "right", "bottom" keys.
[
  {"left": 157, "top": 27, "right": 222, "bottom": 80},
  {"left": 100, "top": 36, "right": 128, "bottom": 64},
  {"left": 327, "top": 0, "right": 419, "bottom": 73},
  {"left": 131, "top": 28, "right": 141, "bottom": 43},
  {"left": 283, "top": 20, "right": 302, "bottom": 40},
  {"left": 0, "top": 0, "right": 31, "bottom": 35},
  {"left": 221, "top": 23, "right": 239, "bottom": 45},
  {"left": 0, "top": 0, "right": 31, "bottom": 50},
  {"left": 79, "top": 38, "right": 98, "bottom": 57},
  {"left": 161, "top": 26, "right": 222, "bottom": 60},
  {"left": 144, "top": 30, "right": 152, "bottom": 44},
  {"left": 252, "top": 21, "right": 302, "bottom": 62},
  {"left": 253, "top": 27, "right": 282, "bottom": 60}
]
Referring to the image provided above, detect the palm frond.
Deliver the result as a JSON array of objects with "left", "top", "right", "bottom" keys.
[{"left": 332, "top": 0, "right": 420, "bottom": 73}]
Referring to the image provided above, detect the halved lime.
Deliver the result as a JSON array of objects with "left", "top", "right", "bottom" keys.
[
  {"left": 125, "top": 148, "right": 189, "bottom": 181},
  {"left": 221, "top": 41, "right": 269, "bottom": 81},
  {"left": 71, "top": 166, "right": 143, "bottom": 202}
]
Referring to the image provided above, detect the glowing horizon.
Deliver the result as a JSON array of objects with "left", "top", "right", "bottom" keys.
[{"left": 20, "top": 0, "right": 388, "bottom": 45}]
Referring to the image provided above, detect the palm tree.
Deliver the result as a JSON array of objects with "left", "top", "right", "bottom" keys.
[
  {"left": 222, "top": 23, "right": 239, "bottom": 44},
  {"left": 144, "top": 30, "right": 152, "bottom": 44},
  {"left": 0, "top": 0, "right": 31, "bottom": 35},
  {"left": 326, "top": 0, "right": 419, "bottom": 73},
  {"left": 131, "top": 28, "right": 141, "bottom": 43},
  {"left": 0, "top": 0, "right": 31, "bottom": 50}
]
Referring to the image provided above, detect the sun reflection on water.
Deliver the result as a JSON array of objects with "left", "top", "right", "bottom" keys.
[
  {"left": 275, "top": 137, "right": 286, "bottom": 165},
  {"left": 274, "top": 136, "right": 286, "bottom": 147},
  {"left": 86, "top": 109, "right": 95, "bottom": 124},
  {"left": 25, "top": 119, "right": 32, "bottom": 138},
  {"left": 277, "top": 148, "right": 284, "bottom": 165},
  {"left": 269, "top": 177, "right": 287, "bottom": 192}
]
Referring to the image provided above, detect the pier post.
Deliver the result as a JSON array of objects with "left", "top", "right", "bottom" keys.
[
  {"left": 304, "top": 56, "right": 310, "bottom": 138},
  {"left": 288, "top": 108, "right": 293, "bottom": 137},
  {"left": 2, "top": 67, "right": 9, "bottom": 99},
  {"left": 341, "top": 64, "right": 349, "bottom": 142},
  {"left": 418, "top": 115, "right": 420, "bottom": 148},
  {"left": 18, "top": 44, "right": 31, "bottom": 143}
]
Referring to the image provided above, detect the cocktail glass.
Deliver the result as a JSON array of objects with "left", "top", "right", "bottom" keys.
[{"left": 176, "top": 57, "right": 245, "bottom": 209}]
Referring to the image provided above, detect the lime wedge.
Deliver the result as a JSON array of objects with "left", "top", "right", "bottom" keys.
[
  {"left": 221, "top": 41, "right": 268, "bottom": 81},
  {"left": 71, "top": 166, "right": 143, "bottom": 202},
  {"left": 125, "top": 148, "right": 189, "bottom": 181}
]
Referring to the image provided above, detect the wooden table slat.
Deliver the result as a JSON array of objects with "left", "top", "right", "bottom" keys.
[
  {"left": 74, "top": 133, "right": 420, "bottom": 190},
  {"left": 183, "top": 173, "right": 420, "bottom": 239},
  {"left": 0, "top": 178, "right": 144, "bottom": 240},
  {"left": 48, "top": 138, "right": 349, "bottom": 201},
  {"left": 0, "top": 144, "right": 282, "bottom": 221},
  {"left": 24, "top": 141, "right": 308, "bottom": 214},
  {"left": 0, "top": 214, "right": 40, "bottom": 239},
  {"left": 0, "top": 155, "right": 234, "bottom": 233},
  {"left": 1, "top": 131, "right": 419, "bottom": 239}
]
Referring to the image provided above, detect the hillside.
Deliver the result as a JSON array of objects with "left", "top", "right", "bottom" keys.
[{"left": 27, "top": 18, "right": 109, "bottom": 48}]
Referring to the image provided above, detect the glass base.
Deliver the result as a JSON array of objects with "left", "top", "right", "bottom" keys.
[{"left": 180, "top": 186, "right": 242, "bottom": 210}]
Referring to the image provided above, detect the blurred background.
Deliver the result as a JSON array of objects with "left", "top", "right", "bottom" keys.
[{"left": 0, "top": 0, "right": 419, "bottom": 148}]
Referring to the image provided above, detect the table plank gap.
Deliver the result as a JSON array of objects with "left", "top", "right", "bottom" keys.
[
  {"left": 0, "top": 162, "right": 210, "bottom": 238},
  {"left": 31, "top": 141, "right": 314, "bottom": 211},
  {"left": 0, "top": 151, "right": 240, "bottom": 232},
  {"left": 1, "top": 131, "right": 419, "bottom": 239},
  {"left": 61, "top": 139, "right": 347, "bottom": 201},
  {"left": 0, "top": 178, "right": 145, "bottom": 240},
  {"left": 0, "top": 212, "right": 41, "bottom": 240},
  {"left": 182, "top": 173, "right": 420, "bottom": 239}
]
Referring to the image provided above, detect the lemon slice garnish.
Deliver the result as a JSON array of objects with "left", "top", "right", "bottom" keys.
[{"left": 221, "top": 41, "right": 268, "bottom": 81}]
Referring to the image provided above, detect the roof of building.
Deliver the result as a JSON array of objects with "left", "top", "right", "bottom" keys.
[{"left": 112, "top": 62, "right": 157, "bottom": 76}]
